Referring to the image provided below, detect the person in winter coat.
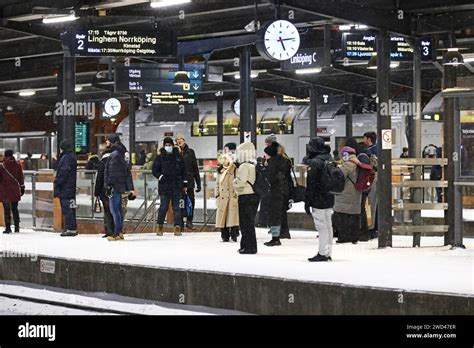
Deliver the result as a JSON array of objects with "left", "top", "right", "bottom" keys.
[
  {"left": 152, "top": 137, "right": 187, "bottom": 236},
  {"left": 333, "top": 146, "right": 362, "bottom": 244},
  {"left": 143, "top": 153, "right": 154, "bottom": 170},
  {"left": 137, "top": 149, "right": 146, "bottom": 166},
  {"left": 104, "top": 134, "right": 133, "bottom": 241},
  {"left": 94, "top": 147, "right": 114, "bottom": 238},
  {"left": 257, "top": 135, "right": 277, "bottom": 228},
  {"left": 216, "top": 153, "right": 239, "bottom": 242},
  {"left": 277, "top": 143, "right": 293, "bottom": 240},
  {"left": 0, "top": 150, "right": 25, "bottom": 233},
  {"left": 233, "top": 142, "right": 259, "bottom": 254},
  {"left": 85, "top": 154, "right": 101, "bottom": 171},
  {"left": 304, "top": 138, "right": 335, "bottom": 262},
  {"left": 175, "top": 134, "right": 201, "bottom": 231},
  {"left": 54, "top": 140, "right": 78, "bottom": 237},
  {"left": 262, "top": 141, "right": 291, "bottom": 247}
]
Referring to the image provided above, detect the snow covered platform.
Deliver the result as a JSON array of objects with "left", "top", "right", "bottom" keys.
[{"left": 0, "top": 229, "right": 473, "bottom": 315}]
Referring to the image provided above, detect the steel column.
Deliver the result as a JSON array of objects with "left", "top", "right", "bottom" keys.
[
  {"left": 239, "top": 45, "right": 252, "bottom": 144},
  {"left": 129, "top": 96, "right": 136, "bottom": 162},
  {"left": 376, "top": 30, "right": 392, "bottom": 248},
  {"left": 217, "top": 93, "right": 224, "bottom": 151},
  {"left": 345, "top": 94, "right": 353, "bottom": 138},
  {"left": 59, "top": 51, "right": 76, "bottom": 155},
  {"left": 453, "top": 99, "right": 465, "bottom": 248},
  {"left": 310, "top": 86, "right": 317, "bottom": 139}
]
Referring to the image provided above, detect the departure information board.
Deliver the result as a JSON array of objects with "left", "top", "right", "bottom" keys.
[
  {"left": 144, "top": 92, "right": 196, "bottom": 106},
  {"left": 64, "top": 29, "right": 176, "bottom": 57},
  {"left": 343, "top": 33, "right": 433, "bottom": 61},
  {"left": 75, "top": 122, "right": 89, "bottom": 154}
]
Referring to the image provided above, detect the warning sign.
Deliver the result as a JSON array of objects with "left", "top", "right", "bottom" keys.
[{"left": 382, "top": 129, "right": 392, "bottom": 150}]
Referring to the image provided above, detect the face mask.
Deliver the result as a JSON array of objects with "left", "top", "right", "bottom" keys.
[{"left": 165, "top": 146, "right": 173, "bottom": 153}]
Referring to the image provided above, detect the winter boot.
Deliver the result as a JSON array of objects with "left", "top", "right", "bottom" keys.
[
  {"left": 264, "top": 237, "right": 281, "bottom": 247},
  {"left": 308, "top": 254, "right": 332, "bottom": 262},
  {"left": 238, "top": 248, "right": 257, "bottom": 254},
  {"left": 14, "top": 225, "right": 20, "bottom": 233},
  {"left": 230, "top": 226, "right": 239, "bottom": 242},
  {"left": 157, "top": 225, "right": 164, "bottom": 236},
  {"left": 118, "top": 233, "right": 125, "bottom": 240},
  {"left": 3, "top": 225, "right": 12, "bottom": 234},
  {"left": 107, "top": 234, "right": 120, "bottom": 241},
  {"left": 174, "top": 225, "right": 182, "bottom": 236},
  {"left": 221, "top": 228, "right": 230, "bottom": 242},
  {"left": 185, "top": 221, "right": 195, "bottom": 231},
  {"left": 61, "top": 230, "right": 78, "bottom": 237}
]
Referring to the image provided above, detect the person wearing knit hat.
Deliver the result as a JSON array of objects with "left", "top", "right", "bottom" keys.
[
  {"left": 233, "top": 142, "right": 259, "bottom": 254},
  {"left": 175, "top": 133, "right": 201, "bottom": 231},
  {"left": 153, "top": 134, "right": 188, "bottom": 236},
  {"left": 261, "top": 141, "right": 291, "bottom": 247},
  {"left": 265, "top": 135, "right": 277, "bottom": 147},
  {"left": 107, "top": 133, "right": 120, "bottom": 145},
  {"left": 332, "top": 145, "right": 362, "bottom": 245},
  {"left": 54, "top": 139, "right": 78, "bottom": 237}
]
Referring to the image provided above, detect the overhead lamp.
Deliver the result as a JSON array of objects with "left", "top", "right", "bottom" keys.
[
  {"left": 150, "top": 0, "right": 191, "bottom": 8},
  {"left": 75, "top": 86, "right": 83, "bottom": 92},
  {"left": 366, "top": 55, "right": 400, "bottom": 69},
  {"left": 339, "top": 24, "right": 368, "bottom": 31},
  {"left": 443, "top": 49, "right": 464, "bottom": 66},
  {"left": 295, "top": 68, "right": 322, "bottom": 75},
  {"left": 173, "top": 57, "right": 190, "bottom": 85},
  {"left": 19, "top": 90, "right": 36, "bottom": 97},
  {"left": 234, "top": 72, "right": 259, "bottom": 79},
  {"left": 42, "top": 13, "right": 78, "bottom": 24}
]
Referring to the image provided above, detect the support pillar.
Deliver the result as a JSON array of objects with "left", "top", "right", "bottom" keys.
[
  {"left": 376, "top": 30, "right": 392, "bottom": 248},
  {"left": 58, "top": 51, "right": 76, "bottom": 155},
  {"left": 453, "top": 98, "right": 465, "bottom": 248},
  {"left": 411, "top": 39, "right": 423, "bottom": 247},
  {"left": 129, "top": 96, "right": 136, "bottom": 163},
  {"left": 309, "top": 86, "right": 317, "bottom": 139},
  {"left": 239, "top": 45, "right": 252, "bottom": 144},
  {"left": 345, "top": 94, "right": 353, "bottom": 138},
  {"left": 217, "top": 93, "right": 224, "bottom": 151}
]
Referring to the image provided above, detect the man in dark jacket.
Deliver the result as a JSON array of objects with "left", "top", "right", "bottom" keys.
[
  {"left": 304, "top": 137, "right": 335, "bottom": 262},
  {"left": 104, "top": 134, "right": 132, "bottom": 241},
  {"left": 54, "top": 140, "right": 78, "bottom": 237},
  {"left": 175, "top": 133, "right": 200, "bottom": 231},
  {"left": 153, "top": 137, "right": 187, "bottom": 236},
  {"left": 94, "top": 148, "right": 114, "bottom": 238},
  {"left": 262, "top": 141, "right": 291, "bottom": 247}
]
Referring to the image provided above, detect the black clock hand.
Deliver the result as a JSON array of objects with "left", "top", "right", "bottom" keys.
[
  {"left": 278, "top": 37, "right": 286, "bottom": 51},
  {"left": 281, "top": 37, "right": 296, "bottom": 41}
]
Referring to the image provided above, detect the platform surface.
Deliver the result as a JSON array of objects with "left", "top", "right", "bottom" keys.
[{"left": 1, "top": 229, "right": 472, "bottom": 296}]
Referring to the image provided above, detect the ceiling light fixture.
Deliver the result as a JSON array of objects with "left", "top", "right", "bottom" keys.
[
  {"left": 295, "top": 68, "right": 322, "bottom": 75},
  {"left": 173, "top": 58, "right": 190, "bottom": 85},
  {"left": 339, "top": 24, "right": 368, "bottom": 31},
  {"left": 150, "top": 0, "right": 191, "bottom": 8},
  {"left": 443, "top": 49, "right": 464, "bottom": 66},
  {"left": 367, "top": 55, "right": 400, "bottom": 69},
  {"left": 234, "top": 72, "right": 259, "bottom": 79},
  {"left": 42, "top": 13, "right": 78, "bottom": 24},
  {"left": 19, "top": 90, "right": 36, "bottom": 97}
]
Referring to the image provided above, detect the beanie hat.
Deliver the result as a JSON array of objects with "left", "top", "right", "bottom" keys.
[
  {"left": 176, "top": 133, "right": 185, "bottom": 141},
  {"left": 107, "top": 134, "right": 120, "bottom": 144},
  {"left": 59, "top": 140, "right": 71, "bottom": 150},
  {"left": 163, "top": 137, "right": 174, "bottom": 147},
  {"left": 236, "top": 142, "right": 256, "bottom": 163},
  {"left": 339, "top": 146, "right": 356, "bottom": 159},
  {"left": 4, "top": 149, "right": 13, "bottom": 157},
  {"left": 224, "top": 142, "right": 237, "bottom": 152},
  {"left": 265, "top": 135, "right": 277, "bottom": 145},
  {"left": 264, "top": 141, "right": 279, "bottom": 157}
]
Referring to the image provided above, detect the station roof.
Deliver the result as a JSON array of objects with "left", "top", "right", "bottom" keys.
[{"left": 0, "top": 0, "right": 473, "bottom": 113}]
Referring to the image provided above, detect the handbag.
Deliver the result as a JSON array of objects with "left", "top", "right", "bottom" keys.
[
  {"left": 0, "top": 163, "right": 22, "bottom": 196},
  {"left": 94, "top": 197, "right": 102, "bottom": 213},
  {"left": 289, "top": 167, "right": 306, "bottom": 203}
]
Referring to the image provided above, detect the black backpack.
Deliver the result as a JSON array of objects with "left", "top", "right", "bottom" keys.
[
  {"left": 320, "top": 160, "right": 345, "bottom": 194},
  {"left": 248, "top": 164, "right": 271, "bottom": 197}
]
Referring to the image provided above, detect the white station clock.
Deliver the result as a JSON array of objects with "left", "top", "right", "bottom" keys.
[
  {"left": 232, "top": 99, "right": 240, "bottom": 116},
  {"left": 104, "top": 98, "right": 121, "bottom": 117},
  {"left": 256, "top": 20, "right": 301, "bottom": 61}
]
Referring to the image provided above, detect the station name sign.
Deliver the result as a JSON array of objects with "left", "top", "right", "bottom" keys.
[
  {"left": 144, "top": 92, "right": 196, "bottom": 106},
  {"left": 63, "top": 29, "right": 176, "bottom": 57},
  {"left": 280, "top": 47, "right": 324, "bottom": 70},
  {"left": 343, "top": 33, "right": 433, "bottom": 61}
]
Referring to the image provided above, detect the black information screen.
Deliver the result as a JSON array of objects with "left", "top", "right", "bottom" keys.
[{"left": 64, "top": 29, "right": 176, "bottom": 57}]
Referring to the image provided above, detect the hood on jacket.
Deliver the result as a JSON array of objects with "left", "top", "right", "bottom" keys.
[
  {"left": 236, "top": 142, "right": 256, "bottom": 164},
  {"left": 111, "top": 142, "right": 127, "bottom": 155},
  {"left": 145, "top": 153, "right": 153, "bottom": 161},
  {"left": 307, "top": 137, "right": 326, "bottom": 158}
]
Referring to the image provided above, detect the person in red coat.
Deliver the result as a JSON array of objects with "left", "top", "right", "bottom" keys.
[{"left": 0, "top": 150, "right": 25, "bottom": 233}]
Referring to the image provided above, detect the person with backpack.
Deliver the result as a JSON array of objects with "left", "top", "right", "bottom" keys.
[
  {"left": 233, "top": 142, "right": 259, "bottom": 254},
  {"left": 262, "top": 141, "right": 291, "bottom": 247},
  {"left": 216, "top": 153, "right": 239, "bottom": 242},
  {"left": 332, "top": 146, "right": 362, "bottom": 244},
  {"left": 0, "top": 150, "right": 25, "bottom": 234},
  {"left": 304, "top": 138, "right": 339, "bottom": 262},
  {"left": 54, "top": 140, "right": 78, "bottom": 237},
  {"left": 94, "top": 147, "right": 114, "bottom": 238}
]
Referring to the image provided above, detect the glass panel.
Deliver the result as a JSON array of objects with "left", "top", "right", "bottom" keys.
[
  {"left": 0, "top": 138, "right": 19, "bottom": 153},
  {"left": 76, "top": 170, "right": 95, "bottom": 219},
  {"left": 33, "top": 171, "right": 55, "bottom": 229},
  {"left": 18, "top": 173, "right": 34, "bottom": 229}
]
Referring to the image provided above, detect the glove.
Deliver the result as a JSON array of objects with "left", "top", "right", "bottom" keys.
[
  {"left": 20, "top": 186, "right": 25, "bottom": 196},
  {"left": 195, "top": 185, "right": 201, "bottom": 193},
  {"left": 304, "top": 203, "right": 312, "bottom": 216},
  {"left": 105, "top": 186, "right": 113, "bottom": 198},
  {"left": 128, "top": 191, "right": 136, "bottom": 201}
]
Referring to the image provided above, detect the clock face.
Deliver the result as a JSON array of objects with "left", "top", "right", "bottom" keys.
[
  {"left": 257, "top": 20, "right": 300, "bottom": 61},
  {"left": 104, "top": 98, "right": 121, "bottom": 117},
  {"left": 232, "top": 99, "right": 240, "bottom": 116}
]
